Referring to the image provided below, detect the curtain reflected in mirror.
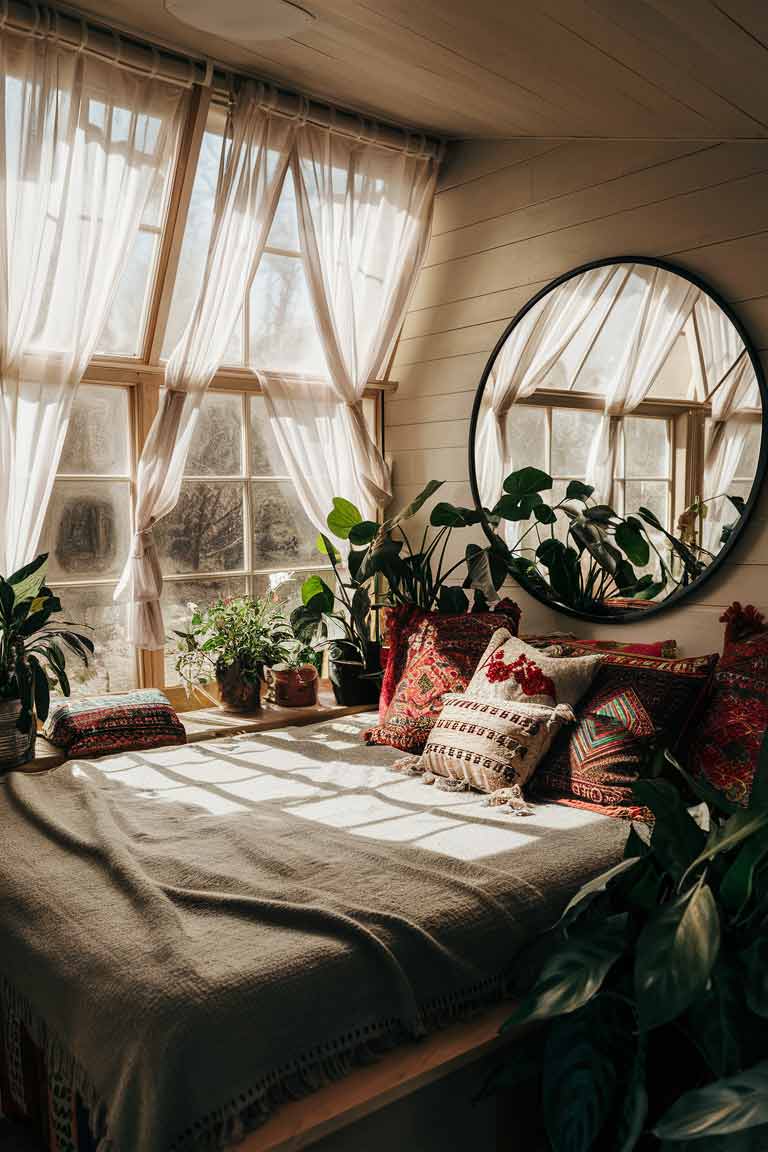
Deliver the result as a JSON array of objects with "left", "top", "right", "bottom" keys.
[{"left": 470, "top": 259, "right": 766, "bottom": 620}]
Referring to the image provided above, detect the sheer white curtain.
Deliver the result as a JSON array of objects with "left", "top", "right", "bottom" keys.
[
  {"left": 476, "top": 264, "right": 626, "bottom": 508},
  {"left": 0, "top": 32, "right": 185, "bottom": 574},
  {"left": 115, "top": 85, "right": 296, "bottom": 647},
  {"left": 261, "top": 127, "right": 437, "bottom": 526},
  {"left": 585, "top": 266, "right": 700, "bottom": 504}
]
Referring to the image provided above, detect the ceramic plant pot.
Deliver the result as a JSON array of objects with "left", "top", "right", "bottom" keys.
[
  {"left": 328, "top": 643, "right": 382, "bottom": 707},
  {"left": 215, "top": 659, "right": 262, "bottom": 713},
  {"left": 0, "top": 699, "right": 35, "bottom": 771},
  {"left": 268, "top": 663, "right": 319, "bottom": 708}
]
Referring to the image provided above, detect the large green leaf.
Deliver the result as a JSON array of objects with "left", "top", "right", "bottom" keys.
[
  {"left": 381, "top": 480, "right": 444, "bottom": 532},
  {"left": 8, "top": 553, "right": 49, "bottom": 607},
  {"left": 503, "top": 914, "right": 628, "bottom": 1028},
  {"left": 634, "top": 884, "right": 720, "bottom": 1031},
  {"left": 542, "top": 1000, "right": 619, "bottom": 1152},
  {"left": 565, "top": 480, "right": 594, "bottom": 502},
  {"left": 616, "top": 519, "right": 650, "bottom": 566},
  {"left": 27, "top": 653, "right": 50, "bottom": 722},
  {"left": 494, "top": 491, "right": 544, "bottom": 521},
  {"left": 301, "top": 575, "right": 335, "bottom": 613},
  {"left": 429, "top": 502, "right": 483, "bottom": 527},
  {"left": 559, "top": 857, "right": 642, "bottom": 926},
  {"left": 503, "top": 466, "right": 552, "bottom": 498},
  {"left": 719, "top": 827, "right": 768, "bottom": 920},
  {"left": 463, "top": 543, "right": 507, "bottom": 601},
  {"left": 654, "top": 1061, "right": 768, "bottom": 1141},
  {"left": 632, "top": 779, "right": 707, "bottom": 881},
  {"left": 616, "top": 1038, "right": 649, "bottom": 1152},
  {"left": 348, "top": 520, "right": 380, "bottom": 547},
  {"left": 682, "top": 809, "right": 768, "bottom": 886},
  {"left": 326, "top": 498, "right": 363, "bottom": 540},
  {"left": 437, "top": 585, "right": 469, "bottom": 614},
  {"left": 316, "top": 533, "right": 342, "bottom": 561},
  {"left": 663, "top": 748, "right": 739, "bottom": 818},
  {"left": 534, "top": 503, "right": 557, "bottom": 524}
]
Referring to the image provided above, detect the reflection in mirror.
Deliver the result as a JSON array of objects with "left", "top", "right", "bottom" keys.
[{"left": 471, "top": 260, "right": 765, "bottom": 619}]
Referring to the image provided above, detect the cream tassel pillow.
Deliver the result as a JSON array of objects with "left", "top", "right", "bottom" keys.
[{"left": 466, "top": 628, "right": 602, "bottom": 708}]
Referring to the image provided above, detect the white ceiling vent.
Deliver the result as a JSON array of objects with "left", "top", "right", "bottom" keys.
[{"left": 164, "top": 0, "right": 315, "bottom": 43}]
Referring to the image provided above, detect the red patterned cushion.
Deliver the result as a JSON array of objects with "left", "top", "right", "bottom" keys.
[
  {"left": 364, "top": 607, "right": 521, "bottom": 753},
  {"left": 532, "top": 650, "right": 718, "bottom": 818},
  {"left": 689, "top": 603, "right": 768, "bottom": 806},
  {"left": 43, "top": 690, "right": 186, "bottom": 758},
  {"left": 523, "top": 635, "right": 677, "bottom": 658}
]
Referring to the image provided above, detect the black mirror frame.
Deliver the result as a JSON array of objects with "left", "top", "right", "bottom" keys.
[{"left": 468, "top": 255, "right": 768, "bottom": 625}]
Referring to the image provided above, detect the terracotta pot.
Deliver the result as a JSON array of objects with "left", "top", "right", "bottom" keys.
[
  {"left": 268, "top": 664, "right": 319, "bottom": 708},
  {"left": 215, "top": 658, "right": 262, "bottom": 713},
  {"left": 0, "top": 699, "right": 35, "bottom": 771},
  {"left": 328, "top": 643, "right": 381, "bottom": 707}
]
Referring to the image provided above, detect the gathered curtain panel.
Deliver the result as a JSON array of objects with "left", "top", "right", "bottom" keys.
[
  {"left": 0, "top": 31, "right": 186, "bottom": 575},
  {"left": 695, "top": 295, "right": 761, "bottom": 552},
  {"left": 115, "top": 86, "right": 296, "bottom": 648},
  {"left": 476, "top": 263, "right": 628, "bottom": 511},
  {"left": 585, "top": 266, "right": 700, "bottom": 505},
  {"left": 261, "top": 126, "right": 437, "bottom": 529}
]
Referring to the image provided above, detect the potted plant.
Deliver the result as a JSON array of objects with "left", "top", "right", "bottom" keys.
[
  {"left": 0, "top": 553, "right": 94, "bottom": 770},
  {"left": 488, "top": 739, "right": 768, "bottom": 1151},
  {"left": 174, "top": 595, "right": 294, "bottom": 713}
]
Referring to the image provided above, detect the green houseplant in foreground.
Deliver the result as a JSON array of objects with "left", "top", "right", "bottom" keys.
[
  {"left": 291, "top": 483, "right": 510, "bottom": 704},
  {"left": 174, "top": 595, "right": 294, "bottom": 713},
  {"left": 0, "top": 553, "right": 94, "bottom": 769},
  {"left": 493, "top": 739, "right": 768, "bottom": 1151},
  {"left": 492, "top": 467, "right": 715, "bottom": 613}
]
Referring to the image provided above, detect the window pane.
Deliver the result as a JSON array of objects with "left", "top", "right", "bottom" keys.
[
  {"left": 162, "top": 575, "right": 247, "bottom": 685},
  {"left": 250, "top": 395, "right": 289, "bottom": 475},
  {"left": 59, "top": 386, "right": 130, "bottom": 475},
  {"left": 734, "top": 422, "right": 762, "bottom": 479},
  {"left": 266, "top": 166, "right": 299, "bottom": 251},
  {"left": 154, "top": 481, "right": 244, "bottom": 574},
  {"left": 42, "top": 480, "right": 132, "bottom": 581},
  {"left": 625, "top": 480, "right": 669, "bottom": 525},
  {"left": 52, "top": 584, "right": 137, "bottom": 695},
  {"left": 96, "top": 230, "right": 156, "bottom": 356},
  {"left": 623, "top": 417, "right": 669, "bottom": 478},
  {"left": 502, "top": 405, "right": 546, "bottom": 493},
  {"left": 248, "top": 252, "right": 323, "bottom": 373},
  {"left": 186, "top": 392, "right": 243, "bottom": 476},
  {"left": 251, "top": 481, "right": 319, "bottom": 568},
  {"left": 551, "top": 409, "right": 601, "bottom": 475}
]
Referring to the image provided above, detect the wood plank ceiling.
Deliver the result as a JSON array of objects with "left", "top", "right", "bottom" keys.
[{"left": 77, "top": 0, "right": 768, "bottom": 141}]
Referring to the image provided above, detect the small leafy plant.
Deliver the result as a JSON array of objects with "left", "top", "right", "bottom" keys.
[
  {"left": 174, "top": 596, "right": 294, "bottom": 695},
  {"left": 0, "top": 554, "right": 94, "bottom": 733},
  {"left": 493, "top": 739, "right": 768, "bottom": 1151},
  {"left": 492, "top": 467, "right": 715, "bottom": 613}
]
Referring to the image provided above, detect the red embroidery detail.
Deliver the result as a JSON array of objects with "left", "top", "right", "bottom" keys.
[{"left": 486, "top": 650, "right": 556, "bottom": 700}]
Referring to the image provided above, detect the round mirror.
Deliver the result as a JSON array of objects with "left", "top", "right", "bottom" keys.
[{"left": 469, "top": 257, "right": 768, "bottom": 622}]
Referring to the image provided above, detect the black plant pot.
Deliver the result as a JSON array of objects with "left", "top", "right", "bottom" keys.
[{"left": 328, "top": 643, "right": 381, "bottom": 707}]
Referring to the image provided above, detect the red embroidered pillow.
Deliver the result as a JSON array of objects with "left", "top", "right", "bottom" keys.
[
  {"left": 378, "top": 599, "right": 521, "bottom": 722},
  {"left": 532, "top": 651, "right": 718, "bottom": 819},
  {"left": 364, "top": 607, "right": 521, "bottom": 753},
  {"left": 689, "top": 603, "right": 768, "bottom": 806},
  {"left": 43, "top": 690, "right": 186, "bottom": 758},
  {"left": 466, "top": 631, "right": 602, "bottom": 708}
]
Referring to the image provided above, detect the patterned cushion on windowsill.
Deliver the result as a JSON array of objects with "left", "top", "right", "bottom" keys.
[
  {"left": 44, "top": 690, "right": 186, "bottom": 758},
  {"left": 689, "top": 603, "right": 768, "bottom": 806},
  {"left": 364, "top": 605, "right": 521, "bottom": 753},
  {"left": 531, "top": 650, "right": 718, "bottom": 818},
  {"left": 523, "top": 634, "right": 678, "bottom": 659}
]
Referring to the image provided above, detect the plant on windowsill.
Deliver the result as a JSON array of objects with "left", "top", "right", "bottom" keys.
[
  {"left": 0, "top": 553, "right": 94, "bottom": 771},
  {"left": 174, "top": 595, "right": 294, "bottom": 714},
  {"left": 492, "top": 467, "right": 716, "bottom": 614},
  {"left": 290, "top": 483, "right": 510, "bottom": 706},
  {"left": 487, "top": 738, "right": 768, "bottom": 1151}
]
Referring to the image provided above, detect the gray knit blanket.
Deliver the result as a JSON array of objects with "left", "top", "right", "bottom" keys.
[{"left": 0, "top": 716, "right": 627, "bottom": 1152}]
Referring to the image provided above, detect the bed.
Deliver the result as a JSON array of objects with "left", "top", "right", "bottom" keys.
[{"left": 0, "top": 712, "right": 628, "bottom": 1152}]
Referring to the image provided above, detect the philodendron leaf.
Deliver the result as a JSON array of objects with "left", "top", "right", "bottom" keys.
[
  {"left": 615, "top": 519, "right": 650, "bottom": 566},
  {"left": 503, "top": 466, "right": 552, "bottom": 499},
  {"left": 348, "top": 520, "right": 380, "bottom": 546},
  {"left": 534, "top": 503, "right": 557, "bottom": 524},
  {"left": 326, "top": 498, "right": 363, "bottom": 540},
  {"left": 634, "top": 884, "right": 720, "bottom": 1032},
  {"left": 429, "top": 502, "right": 483, "bottom": 527},
  {"left": 316, "top": 533, "right": 341, "bottom": 561},
  {"left": 463, "top": 544, "right": 499, "bottom": 602},
  {"left": 559, "top": 857, "right": 642, "bottom": 927},
  {"left": 654, "top": 1061, "right": 768, "bottom": 1141},
  {"left": 437, "top": 585, "right": 469, "bottom": 614},
  {"left": 565, "top": 480, "right": 594, "bottom": 501},
  {"left": 682, "top": 808, "right": 768, "bottom": 887},
  {"left": 503, "top": 914, "right": 628, "bottom": 1029},
  {"left": 494, "top": 491, "right": 544, "bottom": 521},
  {"left": 632, "top": 779, "right": 707, "bottom": 882},
  {"left": 301, "top": 575, "right": 335, "bottom": 613}
]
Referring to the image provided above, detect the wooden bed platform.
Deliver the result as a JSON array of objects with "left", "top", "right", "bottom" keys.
[{"left": 238, "top": 1001, "right": 525, "bottom": 1152}]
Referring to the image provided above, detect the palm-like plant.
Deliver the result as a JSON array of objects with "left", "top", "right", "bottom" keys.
[{"left": 0, "top": 554, "right": 94, "bottom": 734}]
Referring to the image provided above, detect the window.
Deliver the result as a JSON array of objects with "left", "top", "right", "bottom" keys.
[
  {"left": 162, "top": 102, "right": 323, "bottom": 373},
  {"left": 40, "top": 384, "right": 138, "bottom": 694}
]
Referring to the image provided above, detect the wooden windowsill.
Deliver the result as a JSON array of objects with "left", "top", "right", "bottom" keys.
[{"left": 23, "top": 683, "right": 372, "bottom": 774}]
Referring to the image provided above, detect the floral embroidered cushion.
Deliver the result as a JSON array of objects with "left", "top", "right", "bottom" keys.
[
  {"left": 416, "top": 693, "right": 573, "bottom": 796},
  {"left": 363, "top": 607, "right": 522, "bottom": 753},
  {"left": 44, "top": 690, "right": 186, "bottom": 758},
  {"left": 688, "top": 603, "right": 768, "bottom": 806},
  {"left": 466, "top": 630, "right": 603, "bottom": 708},
  {"left": 532, "top": 650, "right": 718, "bottom": 819}
]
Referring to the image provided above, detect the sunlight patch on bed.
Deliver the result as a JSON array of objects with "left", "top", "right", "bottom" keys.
[
  {"left": 91, "top": 763, "right": 187, "bottom": 791},
  {"left": 376, "top": 778, "right": 479, "bottom": 808},
  {"left": 522, "top": 803, "right": 607, "bottom": 829},
  {"left": 349, "top": 810, "right": 464, "bottom": 843},
  {"left": 143, "top": 785, "right": 247, "bottom": 815},
  {"left": 166, "top": 757, "right": 263, "bottom": 785},
  {"left": 288, "top": 793, "right": 413, "bottom": 829},
  {"left": 293, "top": 762, "right": 402, "bottom": 790},
  {"left": 415, "top": 824, "right": 537, "bottom": 860},
  {"left": 218, "top": 774, "right": 322, "bottom": 802}
]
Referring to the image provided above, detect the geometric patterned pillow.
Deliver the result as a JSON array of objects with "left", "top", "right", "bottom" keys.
[
  {"left": 43, "top": 690, "right": 186, "bottom": 758},
  {"left": 532, "top": 651, "right": 719, "bottom": 819},
  {"left": 363, "top": 609, "right": 522, "bottom": 753}
]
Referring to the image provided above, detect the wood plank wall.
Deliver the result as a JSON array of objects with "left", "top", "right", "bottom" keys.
[{"left": 385, "top": 139, "right": 768, "bottom": 653}]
